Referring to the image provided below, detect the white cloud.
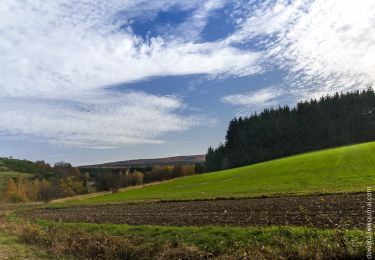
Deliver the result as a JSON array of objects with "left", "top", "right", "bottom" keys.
[
  {"left": 0, "top": 0, "right": 261, "bottom": 98},
  {"left": 0, "top": 0, "right": 260, "bottom": 147},
  {"left": 231, "top": 0, "right": 375, "bottom": 97},
  {"left": 221, "top": 87, "right": 283, "bottom": 106},
  {"left": 221, "top": 0, "right": 375, "bottom": 113},
  {"left": 0, "top": 92, "right": 212, "bottom": 148},
  {"left": 171, "top": 0, "right": 228, "bottom": 40},
  {"left": 2, "top": 0, "right": 375, "bottom": 147}
]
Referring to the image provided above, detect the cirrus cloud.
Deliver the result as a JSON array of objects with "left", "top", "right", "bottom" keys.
[
  {"left": 0, "top": 0, "right": 261, "bottom": 98},
  {"left": 221, "top": 87, "right": 283, "bottom": 106},
  {"left": 0, "top": 92, "right": 212, "bottom": 148},
  {"left": 233, "top": 0, "right": 375, "bottom": 97},
  {"left": 1, "top": 0, "right": 375, "bottom": 148},
  {"left": 222, "top": 0, "right": 375, "bottom": 111},
  {"left": 0, "top": 0, "right": 260, "bottom": 147}
]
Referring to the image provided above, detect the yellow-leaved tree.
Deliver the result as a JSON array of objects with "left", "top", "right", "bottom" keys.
[{"left": 3, "top": 177, "right": 27, "bottom": 203}]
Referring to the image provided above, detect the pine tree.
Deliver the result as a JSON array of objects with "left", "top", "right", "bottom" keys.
[{"left": 205, "top": 88, "right": 375, "bottom": 171}]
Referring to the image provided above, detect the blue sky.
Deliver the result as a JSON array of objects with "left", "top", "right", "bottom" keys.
[{"left": 0, "top": 0, "right": 374, "bottom": 165}]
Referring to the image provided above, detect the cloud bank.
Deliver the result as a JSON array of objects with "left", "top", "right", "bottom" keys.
[
  {"left": 1, "top": 0, "right": 375, "bottom": 147},
  {"left": 0, "top": 0, "right": 260, "bottom": 147},
  {"left": 0, "top": 0, "right": 260, "bottom": 98},
  {"left": 0, "top": 92, "right": 213, "bottom": 148},
  {"left": 225, "top": 0, "right": 375, "bottom": 103}
]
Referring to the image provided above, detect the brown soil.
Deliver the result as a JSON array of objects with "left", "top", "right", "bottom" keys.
[{"left": 27, "top": 193, "right": 370, "bottom": 229}]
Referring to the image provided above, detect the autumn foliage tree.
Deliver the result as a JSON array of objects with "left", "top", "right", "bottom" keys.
[
  {"left": 0, "top": 160, "right": 90, "bottom": 202},
  {"left": 3, "top": 178, "right": 27, "bottom": 202}
]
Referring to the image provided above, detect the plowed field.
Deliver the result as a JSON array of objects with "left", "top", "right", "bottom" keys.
[{"left": 28, "top": 193, "right": 370, "bottom": 229}]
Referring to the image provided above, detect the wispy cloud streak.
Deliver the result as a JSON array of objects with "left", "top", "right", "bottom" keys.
[
  {"left": 0, "top": 92, "right": 212, "bottom": 148},
  {"left": 1, "top": 0, "right": 375, "bottom": 147},
  {"left": 0, "top": 0, "right": 259, "bottom": 147},
  {"left": 222, "top": 0, "right": 375, "bottom": 110},
  {"left": 232, "top": 0, "right": 375, "bottom": 97}
]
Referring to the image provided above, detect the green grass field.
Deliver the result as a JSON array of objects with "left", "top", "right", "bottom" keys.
[
  {"left": 0, "top": 231, "right": 50, "bottom": 259},
  {"left": 1, "top": 212, "right": 369, "bottom": 259},
  {"left": 31, "top": 220, "right": 369, "bottom": 259},
  {"left": 61, "top": 142, "right": 375, "bottom": 205}
]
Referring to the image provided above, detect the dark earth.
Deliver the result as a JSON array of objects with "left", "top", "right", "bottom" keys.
[{"left": 27, "top": 193, "right": 370, "bottom": 229}]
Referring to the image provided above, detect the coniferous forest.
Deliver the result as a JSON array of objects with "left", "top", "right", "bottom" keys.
[{"left": 205, "top": 88, "right": 375, "bottom": 171}]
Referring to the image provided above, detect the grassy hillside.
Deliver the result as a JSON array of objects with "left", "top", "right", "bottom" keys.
[{"left": 59, "top": 142, "right": 375, "bottom": 205}]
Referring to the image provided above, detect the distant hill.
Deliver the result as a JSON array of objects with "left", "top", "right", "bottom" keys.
[{"left": 80, "top": 155, "right": 205, "bottom": 168}]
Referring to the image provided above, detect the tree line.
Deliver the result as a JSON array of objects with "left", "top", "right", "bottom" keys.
[
  {"left": 0, "top": 158, "right": 200, "bottom": 202},
  {"left": 205, "top": 88, "right": 375, "bottom": 171},
  {"left": 92, "top": 164, "right": 196, "bottom": 193},
  {"left": 1, "top": 161, "right": 89, "bottom": 202}
]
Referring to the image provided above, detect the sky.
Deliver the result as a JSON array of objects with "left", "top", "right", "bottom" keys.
[{"left": 0, "top": 0, "right": 374, "bottom": 165}]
